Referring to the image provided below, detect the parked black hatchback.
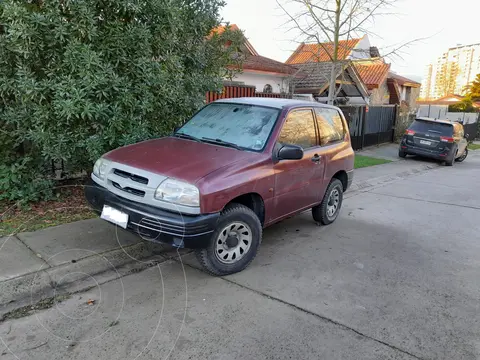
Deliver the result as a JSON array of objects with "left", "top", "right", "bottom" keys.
[{"left": 399, "top": 118, "right": 469, "bottom": 166}]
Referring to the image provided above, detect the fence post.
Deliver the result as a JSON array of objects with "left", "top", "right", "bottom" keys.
[
  {"left": 361, "top": 106, "right": 367, "bottom": 150},
  {"left": 392, "top": 104, "right": 398, "bottom": 142}
]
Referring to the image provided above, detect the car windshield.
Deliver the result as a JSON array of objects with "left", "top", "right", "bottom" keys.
[
  {"left": 176, "top": 103, "right": 280, "bottom": 151},
  {"left": 409, "top": 120, "right": 453, "bottom": 136}
]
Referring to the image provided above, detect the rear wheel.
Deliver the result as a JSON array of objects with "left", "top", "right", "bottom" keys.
[
  {"left": 398, "top": 150, "right": 407, "bottom": 158},
  {"left": 456, "top": 148, "right": 468, "bottom": 162},
  {"left": 445, "top": 147, "right": 457, "bottom": 166},
  {"left": 195, "top": 204, "right": 262, "bottom": 276},
  {"left": 312, "top": 179, "right": 344, "bottom": 225}
]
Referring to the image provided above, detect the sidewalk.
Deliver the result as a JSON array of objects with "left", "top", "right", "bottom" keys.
[{"left": 0, "top": 157, "right": 443, "bottom": 318}]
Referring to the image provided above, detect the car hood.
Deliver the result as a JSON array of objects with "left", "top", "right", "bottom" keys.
[{"left": 104, "top": 137, "right": 260, "bottom": 184}]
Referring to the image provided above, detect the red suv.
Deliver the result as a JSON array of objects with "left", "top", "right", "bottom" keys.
[{"left": 85, "top": 98, "right": 354, "bottom": 275}]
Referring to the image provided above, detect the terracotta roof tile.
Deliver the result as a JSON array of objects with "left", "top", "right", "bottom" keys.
[
  {"left": 353, "top": 61, "right": 391, "bottom": 89},
  {"left": 285, "top": 39, "right": 362, "bottom": 64}
]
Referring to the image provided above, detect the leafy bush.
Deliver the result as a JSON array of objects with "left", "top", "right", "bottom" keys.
[{"left": 0, "top": 0, "right": 241, "bottom": 202}]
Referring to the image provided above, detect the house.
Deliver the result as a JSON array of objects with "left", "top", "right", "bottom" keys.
[
  {"left": 388, "top": 72, "right": 421, "bottom": 109},
  {"left": 212, "top": 24, "right": 297, "bottom": 93},
  {"left": 353, "top": 59, "right": 391, "bottom": 105},
  {"left": 285, "top": 36, "right": 420, "bottom": 107}
]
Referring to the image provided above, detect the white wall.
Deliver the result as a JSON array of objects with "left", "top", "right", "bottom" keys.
[
  {"left": 233, "top": 72, "right": 289, "bottom": 93},
  {"left": 349, "top": 35, "right": 371, "bottom": 60}
]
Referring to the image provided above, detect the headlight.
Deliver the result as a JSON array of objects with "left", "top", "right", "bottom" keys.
[
  {"left": 154, "top": 178, "right": 199, "bottom": 207},
  {"left": 92, "top": 158, "right": 111, "bottom": 180}
]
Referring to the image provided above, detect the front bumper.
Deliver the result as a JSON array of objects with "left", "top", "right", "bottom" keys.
[{"left": 85, "top": 181, "right": 219, "bottom": 248}]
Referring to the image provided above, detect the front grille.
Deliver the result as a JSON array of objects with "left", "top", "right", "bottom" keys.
[
  {"left": 112, "top": 181, "right": 146, "bottom": 197},
  {"left": 113, "top": 169, "right": 149, "bottom": 185}
]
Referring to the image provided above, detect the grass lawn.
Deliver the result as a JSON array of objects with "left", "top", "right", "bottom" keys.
[
  {"left": 0, "top": 183, "right": 96, "bottom": 237},
  {"left": 354, "top": 154, "right": 392, "bottom": 169},
  {"left": 468, "top": 143, "right": 480, "bottom": 150}
]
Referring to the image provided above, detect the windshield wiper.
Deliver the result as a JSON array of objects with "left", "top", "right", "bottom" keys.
[
  {"left": 173, "top": 132, "right": 200, "bottom": 142},
  {"left": 201, "top": 137, "right": 244, "bottom": 150}
]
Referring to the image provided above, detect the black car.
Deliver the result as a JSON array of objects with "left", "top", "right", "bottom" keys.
[{"left": 399, "top": 118, "right": 468, "bottom": 166}]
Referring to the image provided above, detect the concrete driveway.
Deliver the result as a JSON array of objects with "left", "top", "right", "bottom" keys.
[{"left": 1, "top": 153, "right": 480, "bottom": 360}]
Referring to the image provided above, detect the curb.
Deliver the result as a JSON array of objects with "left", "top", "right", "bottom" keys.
[{"left": 0, "top": 241, "right": 175, "bottom": 319}]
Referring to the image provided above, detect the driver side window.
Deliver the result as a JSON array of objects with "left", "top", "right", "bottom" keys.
[{"left": 277, "top": 109, "right": 317, "bottom": 149}]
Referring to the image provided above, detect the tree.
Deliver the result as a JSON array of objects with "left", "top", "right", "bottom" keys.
[
  {"left": 465, "top": 74, "right": 480, "bottom": 101},
  {"left": 0, "top": 0, "right": 241, "bottom": 201},
  {"left": 277, "top": 0, "right": 422, "bottom": 104}
]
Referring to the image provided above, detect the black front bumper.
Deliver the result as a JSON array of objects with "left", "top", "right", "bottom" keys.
[{"left": 85, "top": 181, "right": 219, "bottom": 248}]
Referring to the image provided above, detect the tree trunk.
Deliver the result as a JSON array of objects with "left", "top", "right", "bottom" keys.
[{"left": 327, "top": 0, "right": 342, "bottom": 105}]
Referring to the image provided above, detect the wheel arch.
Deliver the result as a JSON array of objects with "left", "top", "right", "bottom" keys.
[
  {"left": 225, "top": 193, "right": 265, "bottom": 226},
  {"left": 332, "top": 170, "right": 348, "bottom": 191}
]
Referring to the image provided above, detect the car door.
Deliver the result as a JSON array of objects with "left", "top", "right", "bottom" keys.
[
  {"left": 272, "top": 108, "right": 324, "bottom": 220},
  {"left": 454, "top": 123, "right": 467, "bottom": 157},
  {"left": 314, "top": 107, "right": 349, "bottom": 198}
]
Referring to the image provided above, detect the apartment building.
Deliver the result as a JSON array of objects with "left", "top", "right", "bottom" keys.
[{"left": 420, "top": 42, "right": 480, "bottom": 100}]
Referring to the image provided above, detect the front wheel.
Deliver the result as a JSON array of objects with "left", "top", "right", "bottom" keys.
[
  {"left": 312, "top": 179, "right": 344, "bottom": 225},
  {"left": 195, "top": 204, "right": 262, "bottom": 276},
  {"left": 456, "top": 148, "right": 468, "bottom": 162}
]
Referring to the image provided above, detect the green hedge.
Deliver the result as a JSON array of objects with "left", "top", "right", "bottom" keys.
[{"left": 0, "top": 0, "right": 241, "bottom": 202}]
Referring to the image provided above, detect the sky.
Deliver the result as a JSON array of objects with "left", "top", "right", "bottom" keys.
[{"left": 221, "top": 0, "right": 480, "bottom": 81}]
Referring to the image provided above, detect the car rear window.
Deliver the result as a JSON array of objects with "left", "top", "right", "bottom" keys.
[{"left": 408, "top": 120, "right": 453, "bottom": 136}]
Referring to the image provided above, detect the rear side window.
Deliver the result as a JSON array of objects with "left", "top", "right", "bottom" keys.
[
  {"left": 408, "top": 120, "right": 453, "bottom": 136},
  {"left": 278, "top": 109, "right": 317, "bottom": 149},
  {"left": 315, "top": 108, "right": 346, "bottom": 146}
]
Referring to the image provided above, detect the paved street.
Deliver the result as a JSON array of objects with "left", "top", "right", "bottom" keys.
[{"left": 1, "top": 153, "right": 480, "bottom": 360}]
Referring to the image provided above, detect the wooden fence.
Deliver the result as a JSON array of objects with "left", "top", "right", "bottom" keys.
[{"left": 206, "top": 85, "right": 291, "bottom": 104}]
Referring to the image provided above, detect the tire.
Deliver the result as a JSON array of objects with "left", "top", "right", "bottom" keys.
[
  {"left": 195, "top": 204, "right": 262, "bottom": 276},
  {"left": 445, "top": 147, "right": 457, "bottom": 166},
  {"left": 398, "top": 150, "right": 407, "bottom": 158},
  {"left": 456, "top": 148, "right": 468, "bottom": 162},
  {"left": 312, "top": 179, "right": 344, "bottom": 225}
]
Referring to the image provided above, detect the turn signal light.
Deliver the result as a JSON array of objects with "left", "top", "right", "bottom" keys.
[
  {"left": 440, "top": 136, "right": 454, "bottom": 143},
  {"left": 405, "top": 130, "right": 415, "bottom": 135}
]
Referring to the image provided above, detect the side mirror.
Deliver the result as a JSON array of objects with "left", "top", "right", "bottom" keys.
[{"left": 278, "top": 144, "right": 304, "bottom": 160}]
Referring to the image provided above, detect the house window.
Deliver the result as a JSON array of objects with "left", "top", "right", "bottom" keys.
[{"left": 263, "top": 84, "right": 273, "bottom": 93}]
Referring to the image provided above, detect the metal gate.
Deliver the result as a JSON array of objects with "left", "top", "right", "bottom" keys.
[
  {"left": 363, "top": 106, "right": 397, "bottom": 147},
  {"left": 339, "top": 106, "right": 365, "bottom": 150},
  {"left": 339, "top": 105, "right": 397, "bottom": 150}
]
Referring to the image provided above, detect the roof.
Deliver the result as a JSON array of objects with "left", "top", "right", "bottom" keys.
[
  {"left": 290, "top": 61, "right": 369, "bottom": 99},
  {"left": 292, "top": 62, "right": 346, "bottom": 89},
  {"left": 417, "top": 94, "right": 480, "bottom": 107},
  {"left": 285, "top": 38, "right": 362, "bottom": 64},
  {"left": 353, "top": 60, "right": 391, "bottom": 89},
  {"left": 214, "top": 97, "right": 339, "bottom": 110},
  {"left": 210, "top": 24, "right": 258, "bottom": 56},
  {"left": 213, "top": 24, "right": 295, "bottom": 75},
  {"left": 388, "top": 72, "right": 421, "bottom": 88},
  {"left": 242, "top": 55, "right": 297, "bottom": 75}
]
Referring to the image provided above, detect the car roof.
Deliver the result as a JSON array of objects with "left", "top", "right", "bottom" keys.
[
  {"left": 213, "top": 97, "right": 340, "bottom": 110},
  {"left": 415, "top": 117, "right": 454, "bottom": 126}
]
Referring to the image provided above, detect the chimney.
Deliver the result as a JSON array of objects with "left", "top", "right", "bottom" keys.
[{"left": 370, "top": 46, "right": 380, "bottom": 58}]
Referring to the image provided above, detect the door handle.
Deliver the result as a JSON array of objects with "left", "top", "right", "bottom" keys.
[{"left": 311, "top": 154, "right": 321, "bottom": 163}]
